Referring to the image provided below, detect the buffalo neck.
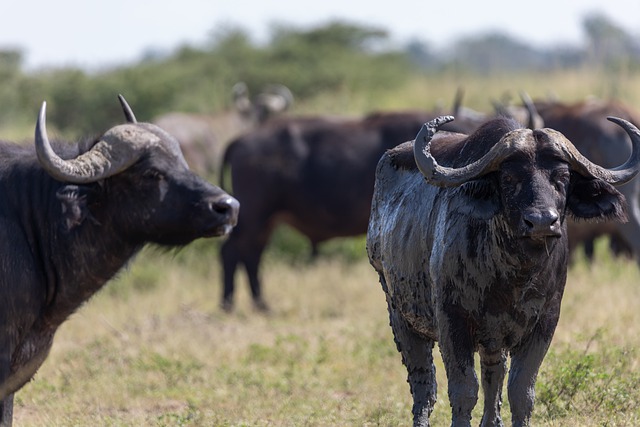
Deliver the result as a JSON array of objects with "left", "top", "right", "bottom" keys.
[{"left": 12, "top": 166, "right": 142, "bottom": 331}]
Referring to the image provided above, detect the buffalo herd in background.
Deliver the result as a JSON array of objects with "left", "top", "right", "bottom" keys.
[
  {"left": 201, "top": 84, "right": 640, "bottom": 312},
  {"left": 218, "top": 105, "right": 485, "bottom": 311}
]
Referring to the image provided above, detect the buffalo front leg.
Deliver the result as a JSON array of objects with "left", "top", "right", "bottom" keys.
[
  {"left": 387, "top": 300, "right": 437, "bottom": 427},
  {"left": 437, "top": 305, "right": 478, "bottom": 427},
  {"left": 507, "top": 318, "right": 557, "bottom": 427},
  {"left": 507, "top": 337, "right": 551, "bottom": 426},
  {"left": 0, "top": 347, "right": 13, "bottom": 427},
  {"left": 221, "top": 224, "right": 272, "bottom": 313},
  {"left": 220, "top": 237, "right": 240, "bottom": 312},
  {"left": 243, "top": 242, "right": 269, "bottom": 312},
  {"left": 220, "top": 235, "right": 269, "bottom": 312},
  {"left": 479, "top": 348, "right": 507, "bottom": 427},
  {"left": 0, "top": 394, "right": 13, "bottom": 427}
]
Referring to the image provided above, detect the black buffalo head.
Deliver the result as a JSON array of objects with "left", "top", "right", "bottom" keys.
[
  {"left": 36, "top": 96, "right": 239, "bottom": 246},
  {"left": 413, "top": 115, "right": 640, "bottom": 253}
]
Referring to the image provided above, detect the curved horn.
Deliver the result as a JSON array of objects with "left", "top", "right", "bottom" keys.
[
  {"left": 414, "top": 116, "right": 526, "bottom": 188},
  {"left": 35, "top": 102, "right": 148, "bottom": 184},
  {"left": 559, "top": 116, "right": 640, "bottom": 186},
  {"left": 118, "top": 94, "right": 137, "bottom": 123}
]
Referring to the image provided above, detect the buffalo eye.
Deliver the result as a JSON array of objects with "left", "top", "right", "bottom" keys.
[
  {"left": 551, "top": 169, "right": 570, "bottom": 191},
  {"left": 501, "top": 171, "right": 515, "bottom": 186},
  {"left": 500, "top": 170, "right": 525, "bottom": 197},
  {"left": 143, "top": 168, "right": 165, "bottom": 181}
]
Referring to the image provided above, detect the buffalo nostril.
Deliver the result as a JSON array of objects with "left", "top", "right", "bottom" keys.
[
  {"left": 523, "top": 209, "right": 559, "bottom": 232},
  {"left": 210, "top": 196, "right": 240, "bottom": 220}
]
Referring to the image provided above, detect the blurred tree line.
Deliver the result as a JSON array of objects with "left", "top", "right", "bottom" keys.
[{"left": 0, "top": 12, "right": 638, "bottom": 137}]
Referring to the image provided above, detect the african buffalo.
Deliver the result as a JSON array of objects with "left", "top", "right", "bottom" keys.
[
  {"left": 0, "top": 96, "right": 239, "bottom": 426},
  {"left": 366, "top": 115, "right": 640, "bottom": 426},
  {"left": 153, "top": 82, "right": 293, "bottom": 177},
  {"left": 218, "top": 109, "right": 483, "bottom": 312}
]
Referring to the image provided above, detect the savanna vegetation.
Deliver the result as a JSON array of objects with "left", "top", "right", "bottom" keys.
[
  {"left": 11, "top": 238, "right": 640, "bottom": 426},
  {"left": 1, "top": 12, "right": 639, "bottom": 141},
  {"left": 3, "top": 12, "right": 640, "bottom": 427}
]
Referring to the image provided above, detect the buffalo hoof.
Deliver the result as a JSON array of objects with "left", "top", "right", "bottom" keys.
[
  {"left": 252, "top": 298, "right": 271, "bottom": 313},
  {"left": 220, "top": 299, "right": 234, "bottom": 313}
]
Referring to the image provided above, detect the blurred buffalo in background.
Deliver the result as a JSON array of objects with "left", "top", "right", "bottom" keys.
[
  {"left": 153, "top": 82, "right": 293, "bottom": 177},
  {"left": 217, "top": 101, "right": 488, "bottom": 312}
]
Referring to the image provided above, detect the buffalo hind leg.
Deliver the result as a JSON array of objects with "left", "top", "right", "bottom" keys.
[{"left": 387, "top": 299, "right": 437, "bottom": 426}]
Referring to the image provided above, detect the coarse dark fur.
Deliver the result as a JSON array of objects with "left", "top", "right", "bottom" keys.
[
  {"left": 366, "top": 117, "right": 628, "bottom": 426},
  {"left": 0, "top": 118, "right": 238, "bottom": 426},
  {"left": 218, "top": 110, "right": 484, "bottom": 312}
]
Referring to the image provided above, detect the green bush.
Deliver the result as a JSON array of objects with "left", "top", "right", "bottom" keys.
[{"left": 536, "top": 330, "right": 640, "bottom": 420}]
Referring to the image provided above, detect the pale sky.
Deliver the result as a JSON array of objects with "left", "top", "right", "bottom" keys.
[{"left": 3, "top": 0, "right": 639, "bottom": 70}]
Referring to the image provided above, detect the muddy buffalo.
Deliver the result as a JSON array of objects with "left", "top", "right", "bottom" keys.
[{"left": 367, "top": 115, "right": 640, "bottom": 426}]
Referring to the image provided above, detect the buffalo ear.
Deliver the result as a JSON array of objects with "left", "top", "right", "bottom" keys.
[
  {"left": 568, "top": 176, "right": 627, "bottom": 222},
  {"left": 56, "top": 185, "right": 96, "bottom": 231}
]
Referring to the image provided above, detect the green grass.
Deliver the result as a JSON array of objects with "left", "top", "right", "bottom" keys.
[{"left": 10, "top": 234, "right": 640, "bottom": 426}]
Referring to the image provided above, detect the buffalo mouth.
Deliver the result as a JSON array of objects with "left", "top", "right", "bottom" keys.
[
  {"left": 517, "top": 233, "right": 562, "bottom": 253},
  {"left": 201, "top": 223, "right": 235, "bottom": 238},
  {"left": 520, "top": 230, "right": 562, "bottom": 240},
  {"left": 198, "top": 195, "right": 239, "bottom": 238}
]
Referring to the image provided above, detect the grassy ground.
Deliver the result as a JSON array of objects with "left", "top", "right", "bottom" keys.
[{"left": 11, "top": 235, "right": 640, "bottom": 426}]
